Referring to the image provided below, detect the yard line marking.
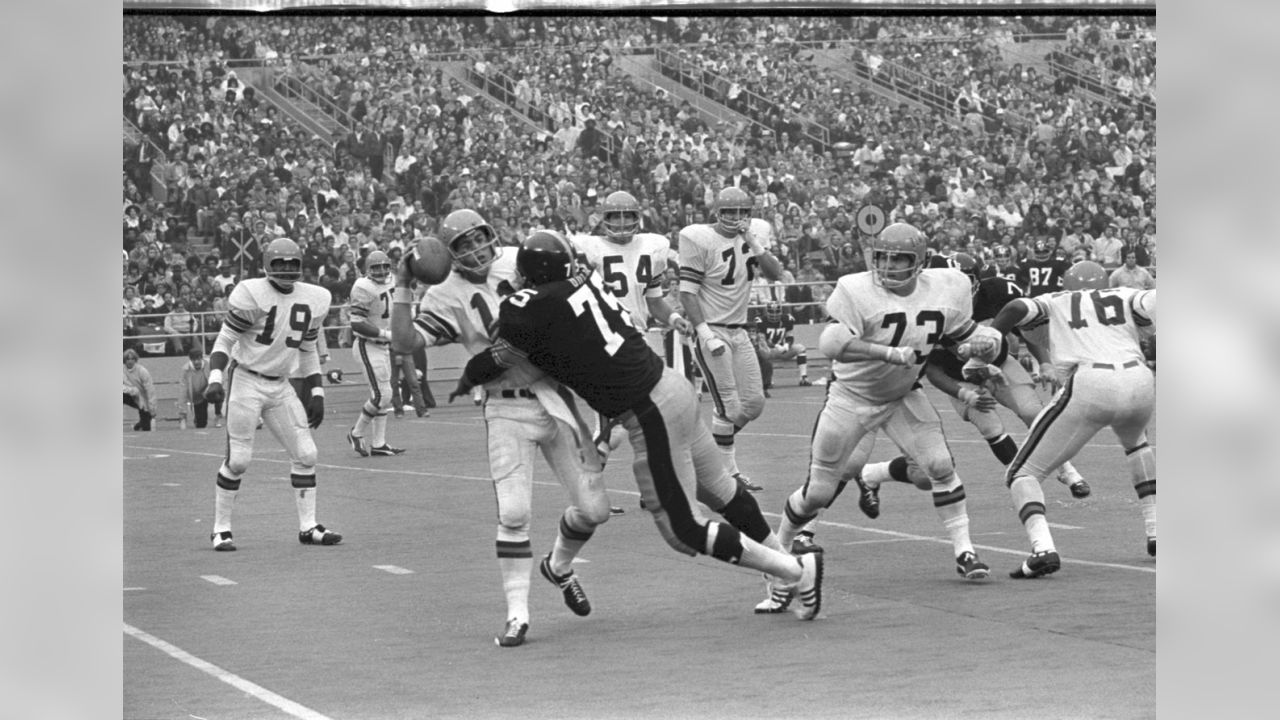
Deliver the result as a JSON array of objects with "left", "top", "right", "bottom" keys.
[
  {"left": 1048, "top": 522, "right": 1084, "bottom": 530},
  {"left": 124, "top": 587, "right": 146, "bottom": 592},
  {"left": 841, "top": 538, "right": 928, "bottom": 546},
  {"left": 739, "top": 430, "right": 1150, "bottom": 450},
  {"left": 201, "top": 575, "right": 237, "bottom": 586},
  {"left": 125, "top": 446, "right": 491, "bottom": 482},
  {"left": 759, "top": 512, "right": 1156, "bottom": 575},
  {"left": 161, "top": 483, "right": 181, "bottom": 487},
  {"left": 124, "top": 623, "right": 335, "bottom": 720},
  {"left": 571, "top": 557, "right": 591, "bottom": 564},
  {"left": 373, "top": 565, "right": 413, "bottom": 575}
]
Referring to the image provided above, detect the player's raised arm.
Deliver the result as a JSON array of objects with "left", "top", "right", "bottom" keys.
[{"left": 390, "top": 249, "right": 426, "bottom": 354}]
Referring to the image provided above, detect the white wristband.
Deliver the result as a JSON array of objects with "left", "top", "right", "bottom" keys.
[
  {"left": 311, "top": 387, "right": 325, "bottom": 398},
  {"left": 878, "top": 345, "right": 895, "bottom": 362},
  {"left": 380, "top": 328, "right": 392, "bottom": 341},
  {"left": 667, "top": 312, "right": 685, "bottom": 328},
  {"left": 392, "top": 288, "right": 415, "bottom": 304},
  {"left": 695, "top": 322, "right": 716, "bottom": 344},
  {"left": 208, "top": 369, "right": 224, "bottom": 386}
]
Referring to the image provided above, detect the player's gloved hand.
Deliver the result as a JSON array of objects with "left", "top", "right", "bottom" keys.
[
  {"left": 962, "top": 358, "right": 1007, "bottom": 386},
  {"left": 704, "top": 336, "right": 728, "bottom": 357},
  {"left": 448, "top": 375, "right": 474, "bottom": 404},
  {"left": 567, "top": 264, "right": 592, "bottom": 289},
  {"left": 1038, "top": 361, "right": 1060, "bottom": 390},
  {"left": 204, "top": 383, "right": 225, "bottom": 405},
  {"left": 396, "top": 248, "right": 417, "bottom": 288},
  {"left": 1019, "top": 352, "right": 1036, "bottom": 373},
  {"left": 882, "top": 346, "right": 917, "bottom": 366},
  {"left": 306, "top": 392, "right": 325, "bottom": 429},
  {"left": 957, "top": 384, "right": 999, "bottom": 412}
]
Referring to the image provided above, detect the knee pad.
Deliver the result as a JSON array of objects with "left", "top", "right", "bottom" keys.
[
  {"left": 917, "top": 449, "right": 956, "bottom": 486},
  {"left": 224, "top": 446, "right": 252, "bottom": 477},
  {"left": 1126, "top": 443, "right": 1156, "bottom": 497},
  {"left": 497, "top": 505, "right": 532, "bottom": 534},
  {"left": 565, "top": 501, "right": 609, "bottom": 532},
  {"left": 294, "top": 434, "right": 318, "bottom": 469},
  {"left": 740, "top": 395, "right": 765, "bottom": 423}
]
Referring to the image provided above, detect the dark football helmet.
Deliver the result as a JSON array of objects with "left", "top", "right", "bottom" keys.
[
  {"left": 517, "top": 230, "right": 577, "bottom": 286},
  {"left": 263, "top": 237, "right": 303, "bottom": 289},
  {"left": 993, "top": 245, "right": 1015, "bottom": 270},
  {"left": 950, "top": 251, "right": 981, "bottom": 294},
  {"left": 765, "top": 301, "right": 782, "bottom": 323},
  {"left": 1031, "top": 238, "right": 1054, "bottom": 262}
]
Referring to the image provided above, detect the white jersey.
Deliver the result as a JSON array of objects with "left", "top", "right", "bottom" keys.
[
  {"left": 348, "top": 275, "right": 396, "bottom": 334},
  {"left": 222, "top": 279, "right": 331, "bottom": 378},
  {"left": 678, "top": 221, "right": 771, "bottom": 325},
  {"left": 1016, "top": 287, "right": 1155, "bottom": 370},
  {"left": 571, "top": 232, "right": 671, "bottom": 327},
  {"left": 826, "top": 269, "right": 976, "bottom": 403},
  {"left": 412, "top": 251, "right": 541, "bottom": 389}
]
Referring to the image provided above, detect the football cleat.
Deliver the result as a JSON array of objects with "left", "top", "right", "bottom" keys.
[
  {"left": 1069, "top": 480, "right": 1092, "bottom": 499},
  {"left": 791, "top": 531, "right": 824, "bottom": 555},
  {"left": 472, "top": 387, "right": 485, "bottom": 406},
  {"left": 763, "top": 388, "right": 772, "bottom": 399},
  {"left": 211, "top": 531, "right": 236, "bottom": 552},
  {"left": 1009, "top": 550, "right": 1061, "bottom": 579},
  {"left": 955, "top": 551, "right": 990, "bottom": 580},
  {"left": 298, "top": 524, "right": 343, "bottom": 546},
  {"left": 495, "top": 618, "right": 529, "bottom": 648},
  {"left": 539, "top": 553, "right": 591, "bottom": 616},
  {"left": 370, "top": 444, "right": 406, "bottom": 456},
  {"left": 792, "top": 552, "right": 824, "bottom": 621},
  {"left": 347, "top": 429, "right": 369, "bottom": 457},
  {"left": 753, "top": 576, "right": 794, "bottom": 614},
  {"left": 1147, "top": 537, "right": 1156, "bottom": 557},
  {"left": 798, "top": 376, "right": 812, "bottom": 386},
  {"left": 854, "top": 475, "right": 881, "bottom": 519},
  {"left": 214, "top": 416, "right": 223, "bottom": 428},
  {"left": 734, "top": 472, "right": 763, "bottom": 493}
]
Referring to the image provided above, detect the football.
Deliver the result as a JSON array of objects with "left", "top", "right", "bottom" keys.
[{"left": 409, "top": 236, "right": 453, "bottom": 284}]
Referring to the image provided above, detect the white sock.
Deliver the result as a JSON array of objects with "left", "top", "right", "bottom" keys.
[
  {"left": 739, "top": 536, "right": 802, "bottom": 585},
  {"left": 862, "top": 460, "right": 891, "bottom": 489},
  {"left": 295, "top": 486, "right": 317, "bottom": 531},
  {"left": 499, "top": 557, "right": 532, "bottom": 625},
  {"left": 719, "top": 444, "right": 740, "bottom": 476},
  {"left": 213, "top": 486, "right": 237, "bottom": 534},
  {"left": 372, "top": 413, "right": 388, "bottom": 447}
]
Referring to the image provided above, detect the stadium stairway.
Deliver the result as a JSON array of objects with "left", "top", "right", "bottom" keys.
[
  {"left": 237, "top": 66, "right": 347, "bottom": 145},
  {"left": 613, "top": 52, "right": 765, "bottom": 136}
]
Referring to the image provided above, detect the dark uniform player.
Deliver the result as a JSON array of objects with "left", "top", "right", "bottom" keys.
[
  {"left": 989, "top": 245, "right": 1021, "bottom": 284},
  {"left": 1018, "top": 239, "right": 1071, "bottom": 297},
  {"left": 860, "top": 252, "right": 1090, "bottom": 500},
  {"left": 452, "top": 230, "right": 824, "bottom": 621},
  {"left": 755, "top": 301, "right": 811, "bottom": 387}
]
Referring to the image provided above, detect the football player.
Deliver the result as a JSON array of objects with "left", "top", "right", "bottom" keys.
[
  {"left": 1019, "top": 237, "right": 1071, "bottom": 297},
  {"left": 201, "top": 238, "right": 341, "bottom": 552},
  {"left": 756, "top": 301, "right": 812, "bottom": 387},
  {"left": 678, "top": 187, "right": 783, "bottom": 492},
  {"left": 966, "top": 261, "right": 1157, "bottom": 575},
  {"left": 990, "top": 245, "right": 1021, "bottom": 284},
  {"left": 572, "top": 191, "right": 692, "bottom": 457},
  {"left": 451, "top": 230, "right": 824, "bottom": 621},
  {"left": 771, "top": 223, "right": 995, "bottom": 586},
  {"left": 855, "top": 252, "right": 1090, "bottom": 507},
  {"left": 345, "top": 250, "right": 407, "bottom": 457},
  {"left": 390, "top": 210, "right": 611, "bottom": 648}
]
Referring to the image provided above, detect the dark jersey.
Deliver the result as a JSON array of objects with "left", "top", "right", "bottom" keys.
[
  {"left": 928, "top": 276, "right": 1020, "bottom": 382},
  {"left": 1019, "top": 258, "right": 1071, "bottom": 297},
  {"left": 972, "top": 275, "right": 1024, "bottom": 323},
  {"left": 759, "top": 313, "right": 796, "bottom": 347},
  {"left": 497, "top": 273, "right": 663, "bottom": 418}
]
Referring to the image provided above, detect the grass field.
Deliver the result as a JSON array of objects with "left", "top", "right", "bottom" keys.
[{"left": 124, "top": 370, "right": 1155, "bottom": 720}]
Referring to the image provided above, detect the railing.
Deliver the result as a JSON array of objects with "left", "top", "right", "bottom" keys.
[
  {"left": 850, "top": 50, "right": 1033, "bottom": 131},
  {"left": 653, "top": 47, "right": 829, "bottom": 151},
  {"left": 464, "top": 55, "right": 620, "bottom": 165},
  {"left": 265, "top": 64, "right": 355, "bottom": 133},
  {"left": 1043, "top": 50, "right": 1156, "bottom": 117}
]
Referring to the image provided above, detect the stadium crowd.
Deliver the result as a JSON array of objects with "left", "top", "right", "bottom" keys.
[{"left": 123, "top": 13, "right": 1156, "bottom": 350}]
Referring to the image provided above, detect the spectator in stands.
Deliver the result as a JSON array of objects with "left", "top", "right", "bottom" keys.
[
  {"left": 1092, "top": 222, "right": 1125, "bottom": 269},
  {"left": 163, "top": 298, "right": 196, "bottom": 355},
  {"left": 123, "top": 349, "right": 157, "bottom": 432}
]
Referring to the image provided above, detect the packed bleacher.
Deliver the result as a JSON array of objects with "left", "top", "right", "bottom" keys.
[{"left": 123, "top": 13, "right": 1156, "bottom": 356}]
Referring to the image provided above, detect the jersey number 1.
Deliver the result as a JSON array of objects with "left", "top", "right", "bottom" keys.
[
  {"left": 254, "top": 305, "right": 312, "bottom": 348},
  {"left": 1068, "top": 290, "right": 1127, "bottom": 329}
]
